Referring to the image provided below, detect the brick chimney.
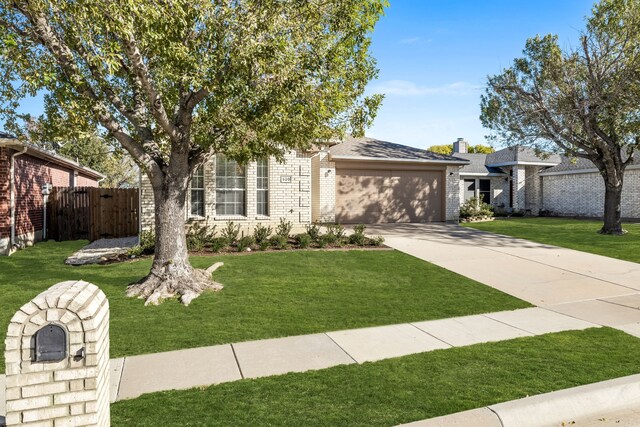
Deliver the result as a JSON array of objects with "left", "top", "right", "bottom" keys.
[{"left": 453, "top": 138, "right": 468, "bottom": 153}]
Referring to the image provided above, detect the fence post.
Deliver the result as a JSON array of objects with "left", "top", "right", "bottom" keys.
[{"left": 3, "top": 281, "right": 110, "bottom": 426}]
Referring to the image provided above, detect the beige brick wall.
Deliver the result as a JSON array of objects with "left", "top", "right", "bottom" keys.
[
  {"left": 541, "top": 167, "right": 640, "bottom": 218},
  {"left": 310, "top": 151, "right": 336, "bottom": 223},
  {"left": 140, "top": 151, "right": 313, "bottom": 235},
  {"left": 4, "top": 281, "right": 110, "bottom": 426},
  {"left": 446, "top": 166, "right": 461, "bottom": 221}
]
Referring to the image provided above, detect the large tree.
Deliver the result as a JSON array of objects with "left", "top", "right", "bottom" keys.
[
  {"left": 0, "top": 0, "right": 385, "bottom": 304},
  {"left": 480, "top": 0, "right": 640, "bottom": 235},
  {"left": 428, "top": 144, "right": 494, "bottom": 155}
]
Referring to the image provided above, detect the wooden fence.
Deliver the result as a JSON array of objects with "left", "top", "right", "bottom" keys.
[{"left": 47, "top": 187, "right": 139, "bottom": 242}]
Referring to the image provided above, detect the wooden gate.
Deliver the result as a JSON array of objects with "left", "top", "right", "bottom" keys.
[{"left": 47, "top": 187, "right": 139, "bottom": 241}]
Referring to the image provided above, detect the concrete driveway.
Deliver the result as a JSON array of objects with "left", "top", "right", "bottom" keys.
[{"left": 367, "top": 223, "right": 640, "bottom": 332}]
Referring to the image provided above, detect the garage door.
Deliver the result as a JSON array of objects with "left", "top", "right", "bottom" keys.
[{"left": 335, "top": 169, "right": 444, "bottom": 223}]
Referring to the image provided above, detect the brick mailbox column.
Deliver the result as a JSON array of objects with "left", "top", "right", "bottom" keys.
[{"left": 4, "top": 281, "right": 110, "bottom": 426}]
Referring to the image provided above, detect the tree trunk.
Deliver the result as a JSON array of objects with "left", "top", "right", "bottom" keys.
[
  {"left": 127, "top": 156, "right": 223, "bottom": 305},
  {"left": 600, "top": 181, "right": 625, "bottom": 235}
]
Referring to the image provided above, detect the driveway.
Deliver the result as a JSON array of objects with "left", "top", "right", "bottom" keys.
[{"left": 367, "top": 223, "right": 640, "bottom": 333}]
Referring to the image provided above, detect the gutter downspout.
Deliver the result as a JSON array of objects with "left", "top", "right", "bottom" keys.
[{"left": 10, "top": 146, "right": 28, "bottom": 254}]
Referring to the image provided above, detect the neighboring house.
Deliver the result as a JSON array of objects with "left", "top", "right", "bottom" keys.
[
  {"left": 139, "top": 136, "right": 468, "bottom": 232},
  {"left": 454, "top": 138, "right": 640, "bottom": 219},
  {"left": 0, "top": 132, "right": 104, "bottom": 255}
]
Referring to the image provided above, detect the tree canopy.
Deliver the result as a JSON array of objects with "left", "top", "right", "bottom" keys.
[
  {"left": 480, "top": 0, "right": 640, "bottom": 234},
  {"left": 428, "top": 144, "right": 494, "bottom": 155},
  {"left": 0, "top": 0, "right": 387, "bottom": 304}
]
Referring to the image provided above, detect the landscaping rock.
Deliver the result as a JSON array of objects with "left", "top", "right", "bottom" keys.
[{"left": 65, "top": 236, "right": 139, "bottom": 265}]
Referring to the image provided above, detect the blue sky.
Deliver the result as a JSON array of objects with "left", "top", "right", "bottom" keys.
[
  {"left": 366, "top": 0, "right": 595, "bottom": 149},
  {"left": 3, "top": 1, "right": 595, "bottom": 150}
]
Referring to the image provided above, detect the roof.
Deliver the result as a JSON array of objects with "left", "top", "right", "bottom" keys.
[
  {"left": 485, "top": 146, "right": 561, "bottom": 166},
  {"left": 540, "top": 154, "right": 640, "bottom": 175},
  {"left": 329, "top": 136, "right": 469, "bottom": 165},
  {"left": 453, "top": 153, "right": 506, "bottom": 175},
  {"left": 0, "top": 135, "right": 105, "bottom": 180}
]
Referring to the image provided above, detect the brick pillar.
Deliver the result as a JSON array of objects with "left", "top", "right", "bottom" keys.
[
  {"left": 512, "top": 166, "right": 526, "bottom": 212},
  {"left": 446, "top": 166, "right": 461, "bottom": 222},
  {"left": 4, "top": 281, "right": 110, "bottom": 426}
]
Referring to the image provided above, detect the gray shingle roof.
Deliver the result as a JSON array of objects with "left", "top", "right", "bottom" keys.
[
  {"left": 0, "top": 131, "right": 16, "bottom": 139},
  {"left": 542, "top": 154, "right": 640, "bottom": 174},
  {"left": 485, "top": 146, "right": 561, "bottom": 165},
  {"left": 454, "top": 153, "right": 506, "bottom": 175},
  {"left": 330, "top": 136, "right": 468, "bottom": 163}
]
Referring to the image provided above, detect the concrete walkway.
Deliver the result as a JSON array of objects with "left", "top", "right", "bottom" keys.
[
  {"left": 0, "top": 306, "right": 597, "bottom": 410},
  {"left": 367, "top": 223, "right": 640, "bottom": 332}
]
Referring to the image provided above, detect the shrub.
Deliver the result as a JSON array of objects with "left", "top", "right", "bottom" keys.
[
  {"left": 221, "top": 221, "right": 241, "bottom": 244},
  {"left": 318, "top": 234, "right": 334, "bottom": 248},
  {"left": 305, "top": 223, "right": 321, "bottom": 241},
  {"left": 253, "top": 223, "right": 272, "bottom": 244},
  {"left": 270, "top": 235, "right": 289, "bottom": 250},
  {"left": 370, "top": 235, "right": 385, "bottom": 246},
  {"left": 139, "top": 229, "right": 156, "bottom": 254},
  {"left": 326, "top": 223, "right": 345, "bottom": 240},
  {"left": 237, "top": 236, "right": 255, "bottom": 252},
  {"left": 187, "top": 222, "right": 216, "bottom": 252},
  {"left": 209, "top": 237, "right": 227, "bottom": 253},
  {"left": 295, "top": 233, "right": 312, "bottom": 249},
  {"left": 460, "top": 197, "right": 494, "bottom": 219},
  {"left": 275, "top": 217, "right": 293, "bottom": 238},
  {"left": 349, "top": 232, "right": 366, "bottom": 246},
  {"left": 127, "top": 245, "right": 144, "bottom": 257},
  {"left": 258, "top": 239, "right": 271, "bottom": 251},
  {"left": 353, "top": 224, "right": 366, "bottom": 235}
]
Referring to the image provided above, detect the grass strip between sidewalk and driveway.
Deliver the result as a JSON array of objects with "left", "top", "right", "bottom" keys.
[
  {"left": 0, "top": 241, "right": 531, "bottom": 373},
  {"left": 462, "top": 217, "right": 640, "bottom": 263},
  {"left": 110, "top": 327, "right": 640, "bottom": 426}
]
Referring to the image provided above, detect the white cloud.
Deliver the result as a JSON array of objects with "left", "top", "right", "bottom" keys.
[{"left": 369, "top": 80, "right": 482, "bottom": 97}]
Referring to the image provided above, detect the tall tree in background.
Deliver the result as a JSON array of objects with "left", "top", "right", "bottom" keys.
[
  {"left": 0, "top": 0, "right": 385, "bottom": 304},
  {"left": 428, "top": 144, "right": 494, "bottom": 155},
  {"left": 481, "top": 0, "right": 640, "bottom": 235}
]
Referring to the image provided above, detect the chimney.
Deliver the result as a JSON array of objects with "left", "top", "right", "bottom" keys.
[{"left": 453, "top": 138, "right": 468, "bottom": 153}]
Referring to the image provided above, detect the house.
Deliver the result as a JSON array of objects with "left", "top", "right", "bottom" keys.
[
  {"left": 453, "top": 138, "right": 640, "bottom": 219},
  {"left": 0, "top": 132, "right": 105, "bottom": 255},
  {"left": 139, "top": 136, "right": 468, "bottom": 232}
]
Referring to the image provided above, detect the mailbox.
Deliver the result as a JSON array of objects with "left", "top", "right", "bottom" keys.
[{"left": 34, "top": 324, "right": 67, "bottom": 362}]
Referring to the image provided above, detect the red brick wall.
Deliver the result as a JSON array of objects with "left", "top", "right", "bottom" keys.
[
  {"left": 0, "top": 148, "right": 10, "bottom": 240},
  {"left": 2, "top": 149, "right": 100, "bottom": 243}
]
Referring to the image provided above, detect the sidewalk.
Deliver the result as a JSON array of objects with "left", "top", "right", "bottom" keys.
[{"left": 0, "top": 306, "right": 597, "bottom": 410}]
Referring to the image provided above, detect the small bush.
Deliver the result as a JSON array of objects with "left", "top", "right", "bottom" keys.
[
  {"left": 221, "top": 221, "right": 241, "bottom": 244},
  {"left": 326, "top": 223, "right": 345, "bottom": 241},
  {"left": 270, "top": 235, "right": 290, "bottom": 250},
  {"left": 127, "top": 245, "right": 144, "bottom": 257},
  {"left": 295, "top": 233, "right": 312, "bottom": 249},
  {"left": 253, "top": 223, "right": 272, "bottom": 244},
  {"left": 305, "top": 223, "right": 321, "bottom": 241},
  {"left": 460, "top": 197, "right": 494, "bottom": 219},
  {"left": 349, "top": 232, "right": 366, "bottom": 246},
  {"left": 209, "top": 237, "right": 227, "bottom": 253},
  {"left": 187, "top": 222, "right": 216, "bottom": 252},
  {"left": 237, "top": 236, "right": 255, "bottom": 252},
  {"left": 353, "top": 224, "right": 366, "bottom": 235},
  {"left": 275, "top": 217, "right": 293, "bottom": 238},
  {"left": 258, "top": 239, "right": 270, "bottom": 251},
  {"left": 370, "top": 235, "right": 385, "bottom": 247},
  {"left": 318, "top": 234, "right": 334, "bottom": 248},
  {"left": 139, "top": 229, "right": 156, "bottom": 254}
]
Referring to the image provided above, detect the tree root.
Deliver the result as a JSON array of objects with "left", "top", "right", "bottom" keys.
[{"left": 127, "top": 264, "right": 224, "bottom": 306}]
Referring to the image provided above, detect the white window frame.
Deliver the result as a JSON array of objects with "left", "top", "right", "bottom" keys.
[
  {"left": 215, "top": 155, "right": 246, "bottom": 217},
  {"left": 256, "top": 158, "right": 269, "bottom": 217},
  {"left": 189, "top": 165, "right": 205, "bottom": 218}
]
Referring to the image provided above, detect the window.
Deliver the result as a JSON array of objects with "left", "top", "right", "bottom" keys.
[
  {"left": 479, "top": 179, "right": 491, "bottom": 204},
  {"left": 256, "top": 158, "right": 269, "bottom": 216},
  {"left": 215, "top": 155, "right": 246, "bottom": 216},
  {"left": 190, "top": 166, "right": 205, "bottom": 217},
  {"left": 463, "top": 179, "right": 475, "bottom": 201}
]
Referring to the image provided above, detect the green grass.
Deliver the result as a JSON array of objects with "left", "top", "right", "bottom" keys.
[
  {"left": 463, "top": 217, "right": 640, "bottom": 263},
  {"left": 0, "top": 241, "right": 530, "bottom": 373},
  {"left": 111, "top": 328, "right": 640, "bottom": 426}
]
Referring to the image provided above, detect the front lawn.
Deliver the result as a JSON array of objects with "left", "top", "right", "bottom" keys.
[
  {"left": 111, "top": 327, "right": 640, "bottom": 426},
  {"left": 0, "top": 241, "right": 530, "bottom": 373},
  {"left": 463, "top": 217, "right": 640, "bottom": 263}
]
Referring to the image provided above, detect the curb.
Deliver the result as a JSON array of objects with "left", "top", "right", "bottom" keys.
[{"left": 398, "top": 373, "right": 640, "bottom": 427}]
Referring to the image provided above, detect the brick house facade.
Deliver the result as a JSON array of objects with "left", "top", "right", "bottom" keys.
[{"left": 0, "top": 133, "right": 104, "bottom": 255}]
